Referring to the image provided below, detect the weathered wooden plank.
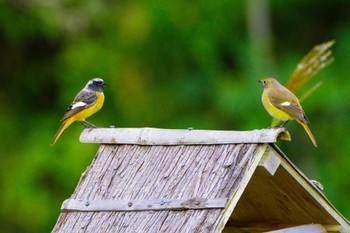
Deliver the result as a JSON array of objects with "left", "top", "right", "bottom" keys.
[
  {"left": 53, "top": 137, "right": 350, "bottom": 233},
  {"left": 228, "top": 145, "right": 350, "bottom": 232},
  {"left": 61, "top": 197, "right": 227, "bottom": 212},
  {"left": 258, "top": 147, "right": 281, "bottom": 176},
  {"left": 267, "top": 223, "right": 326, "bottom": 233},
  {"left": 223, "top": 224, "right": 330, "bottom": 233},
  {"left": 53, "top": 143, "right": 264, "bottom": 233},
  {"left": 79, "top": 127, "right": 291, "bottom": 145},
  {"left": 215, "top": 144, "right": 269, "bottom": 232},
  {"left": 272, "top": 145, "right": 350, "bottom": 230}
]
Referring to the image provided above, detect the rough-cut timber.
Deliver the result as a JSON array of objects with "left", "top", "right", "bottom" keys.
[
  {"left": 53, "top": 142, "right": 266, "bottom": 233},
  {"left": 52, "top": 128, "right": 350, "bottom": 233}
]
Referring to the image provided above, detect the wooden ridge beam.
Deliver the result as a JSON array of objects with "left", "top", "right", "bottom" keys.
[{"left": 80, "top": 127, "right": 291, "bottom": 145}]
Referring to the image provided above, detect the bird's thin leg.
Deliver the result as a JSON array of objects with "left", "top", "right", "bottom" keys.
[
  {"left": 79, "top": 121, "right": 97, "bottom": 128},
  {"left": 280, "top": 120, "right": 290, "bottom": 127},
  {"left": 83, "top": 121, "right": 97, "bottom": 128},
  {"left": 79, "top": 121, "right": 89, "bottom": 127}
]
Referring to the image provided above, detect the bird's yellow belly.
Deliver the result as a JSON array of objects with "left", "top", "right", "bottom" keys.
[
  {"left": 73, "top": 92, "right": 105, "bottom": 121},
  {"left": 262, "top": 93, "right": 292, "bottom": 121}
]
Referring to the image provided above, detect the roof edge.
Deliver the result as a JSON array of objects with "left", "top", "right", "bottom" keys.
[{"left": 79, "top": 127, "right": 291, "bottom": 145}]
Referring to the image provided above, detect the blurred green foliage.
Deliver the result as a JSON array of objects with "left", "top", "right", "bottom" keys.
[{"left": 1, "top": 0, "right": 350, "bottom": 232}]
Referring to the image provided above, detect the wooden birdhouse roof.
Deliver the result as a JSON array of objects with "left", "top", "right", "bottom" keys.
[{"left": 52, "top": 128, "right": 350, "bottom": 233}]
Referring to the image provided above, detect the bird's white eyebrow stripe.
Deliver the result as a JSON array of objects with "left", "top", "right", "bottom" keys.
[
  {"left": 71, "top": 102, "right": 86, "bottom": 109},
  {"left": 281, "top": 101, "right": 291, "bottom": 106}
]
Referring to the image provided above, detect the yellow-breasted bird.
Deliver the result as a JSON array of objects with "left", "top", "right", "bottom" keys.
[
  {"left": 51, "top": 78, "right": 106, "bottom": 146},
  {"left": 259, "top": 77, "right": 317, "bottom": 147}
]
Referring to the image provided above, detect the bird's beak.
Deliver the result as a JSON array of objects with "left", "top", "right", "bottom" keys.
[{"left": 258, "top": 80, "right": 262, "bottom": 84}]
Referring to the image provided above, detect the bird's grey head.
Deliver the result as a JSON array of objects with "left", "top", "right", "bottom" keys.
[
  {"left": 259, "top": 77, "right": 279, "bottom": 89},
  {"left": 86, "top": 78, "right": 106, "bottom": 92}
]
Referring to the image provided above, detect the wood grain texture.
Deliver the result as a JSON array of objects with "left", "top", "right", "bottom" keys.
[
  {"left": 53, "top": 143, "right": 263, "bottom": 233},
  {"left": 53, "top": 129, "right": 350, "bottom": 233},
  {"left": 258, "top": 147, "right": 281, "bottom": 176},
  {"left": 267, "top": 224, "right": 326, "bottom": 233},
  {"left": 227, "top": 146, "right": 350, "bottom": 233},
  {"left": 61, "top": 197, "right": 228, "bottom": 212},
  {"left": 79, "top": 127, "right": 291, "bottom": 145}
]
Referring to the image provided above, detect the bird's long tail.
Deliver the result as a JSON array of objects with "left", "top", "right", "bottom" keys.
[
  {"left": 50, "top": 118, "right": 74, "bottom": 146},
  {"left": 297, "top": 119, "right": 317, "bottom": 147}
]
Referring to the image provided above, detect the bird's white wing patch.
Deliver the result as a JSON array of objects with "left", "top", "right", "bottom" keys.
[
  {"left": 280, "top": 101, "right": 291, "bottom": 106},
  {"left": 71, "top": 101, "right": 86, "bottom": 109}
]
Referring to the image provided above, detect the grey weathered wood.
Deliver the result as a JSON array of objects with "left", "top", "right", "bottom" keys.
[
  {"left": 267, "top": 223, "right": 326, "bottom": 233},
  {"left": 53, "top": 143, "right": 263, "bottom": 233},
  {"left": 223, "top": 224, "right": 343, "bottom": 233},
  {"left": 272, "top": 145, "right": 350, "bottom": 231},
  {"left": 52, "top": 128, "right": 350, "bottom": 233},
  {"left": 228, "top": 145, "right": 350, "bottom": 233},
  {"left": 79, "top": 127, "right": 291, "bottom": 145},
  {"left": 215, "top": 143, "right": 268, "bottom": 232},
  {"left": 258, "top": 147, "right": 281, "bottom": 176},
  {"left": 61, "top": 197, "right": 227, "bottom": 212}
]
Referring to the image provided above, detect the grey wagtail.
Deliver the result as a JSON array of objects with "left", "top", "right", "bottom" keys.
[
  {"left": 51, "top": 78, "right": 106, "bottom": 146},
  {"left": 259, "top": 77, "right": 317, "bottom": 147}
]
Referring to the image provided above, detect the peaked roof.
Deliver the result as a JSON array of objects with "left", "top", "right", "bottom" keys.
[{"left": 53, "top": 128, "right": 350, "bottom": 233}]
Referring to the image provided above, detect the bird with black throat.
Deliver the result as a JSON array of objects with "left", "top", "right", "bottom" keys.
[
  {"left": 259, "top": 77, "right": 317, "bottom": 147},
  {"left": 51, "top": 78, "right": 106, "bottom": 146}
]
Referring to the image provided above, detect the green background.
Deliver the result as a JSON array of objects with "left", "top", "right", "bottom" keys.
[{"left": 1, "top": 0, "right": 350, "bottom": 232}]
